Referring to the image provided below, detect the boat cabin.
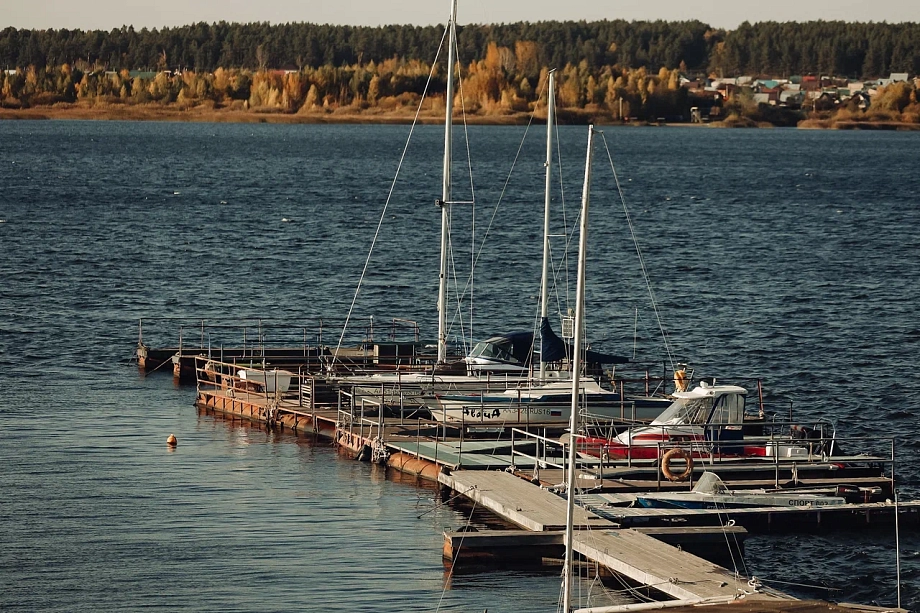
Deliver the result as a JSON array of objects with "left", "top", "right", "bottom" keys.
[{"left": 651, "top": 383, "right": 748, "bottom": 427}]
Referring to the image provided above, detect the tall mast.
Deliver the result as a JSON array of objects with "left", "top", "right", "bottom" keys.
[
  {"left": 437, "top": 0, "right": 457, "bottom": 364},
  {"left": 563, "top": 125, "right": 593, "bottom": 613},
  {"left": 539, "top": 70, "right": 556, "bottom": 381}
]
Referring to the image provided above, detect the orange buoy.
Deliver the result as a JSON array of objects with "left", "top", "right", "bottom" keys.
[{"left": 167, "top": 434, "right": 177, "bottom": 446}]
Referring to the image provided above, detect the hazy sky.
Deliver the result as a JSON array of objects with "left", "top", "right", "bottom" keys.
[{"left": 6, "top": 0, "right": 920, "bottom": 31}]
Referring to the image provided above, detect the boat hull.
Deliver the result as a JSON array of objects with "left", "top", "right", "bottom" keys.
[
  {"left": 635, "top": 493, "right": 848, "bottom": 509},
  {"left": 431, "top": 397, "right": 670, "bottom": 424},
  {"left": 238, "top": 368, "right": 293, "bottom": 393}
]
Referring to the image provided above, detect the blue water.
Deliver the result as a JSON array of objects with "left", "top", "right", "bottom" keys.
[{"left": 1, "top": 120, "right": 918, "bottom": 611}]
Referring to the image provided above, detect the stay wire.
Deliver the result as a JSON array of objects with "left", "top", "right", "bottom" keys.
[
  {"left": 331, "top": 24, "right": 450, "bottom": 367},
  {"left": 445, "top": 24, "right": 479, "bottom": 356},
  {"left": 417, "top": 485, "right": 477, "bottom": 519},
  {"left": 436, "top": 487, "right": 480, "bottom": 613},
  {"left": 598, "top": 131, "right": 676, "bottom": 372},
  {"left": 453, "top": 76, "right": 546, "bottom": 323}
]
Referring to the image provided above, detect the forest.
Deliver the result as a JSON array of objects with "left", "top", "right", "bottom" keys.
[
  {"left": 2, "top": 20, "right": 919, "bottom": 77},
  {"left": 1, "top": 20, "right": 918, "bottom": 126}
]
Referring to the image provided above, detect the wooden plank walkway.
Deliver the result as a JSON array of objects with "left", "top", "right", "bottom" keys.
[
  {"left": 571, "top": 529, "right": 777, "bottom": 601},
  {"left": 437, "top": 470, "right": 788, "bottom": 603},
  {"left": 438, "top": 469, "right": 610, "bottom": 531}
]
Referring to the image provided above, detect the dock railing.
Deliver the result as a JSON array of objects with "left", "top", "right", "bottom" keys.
[
  {"left": 138, "top": 316, "right": 441, "bottom": 375},
  {"left": 503, "top": 414, "right": 897, "bottom": 492}
]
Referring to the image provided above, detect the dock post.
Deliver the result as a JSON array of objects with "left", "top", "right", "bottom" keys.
[
  {"left": 174, "top": 328, "right": 184, "bottom": 379},
  {"left": 136, "top": 319, "right": 146, "bottom": 370}
]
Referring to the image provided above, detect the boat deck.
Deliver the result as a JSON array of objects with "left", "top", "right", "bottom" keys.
[{"left": 577, "top": 492, "right": 920, "bottom": 528}]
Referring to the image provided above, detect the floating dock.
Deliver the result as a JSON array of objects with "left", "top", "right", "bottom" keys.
[
  {"left": 133, "top": 317, "right": 445, "bottom": 381},
  {"left": 439, "top": 470, "right": 787, "bottom": 603},
  {"left": 185, "top": 356, "right": 915, "bottom": 609}
]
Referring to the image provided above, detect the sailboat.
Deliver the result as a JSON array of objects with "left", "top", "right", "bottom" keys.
[
  {"left": 333, "top": 21, "right": 647, "bottom": 419},
  {"left": 426, "top": 69, "right": 672, "bottom": 425}
]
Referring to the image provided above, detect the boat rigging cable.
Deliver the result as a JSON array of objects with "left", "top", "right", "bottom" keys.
[
  {"left": 597, "top": 132, "right": 676, "bottom": 373},
  {"left": 450, "top": 76, "right": 560, "bottom": 333},
  {"left": 329, "top": 26, "right": 450, "bottom": 369},
  {"left": 444, "top": 16, "right": 478, "bottom": 357},
  {"left": 435, "top": 492, "right": 481, "bottom": 613},
  {"left": 450, "top": 73, "right": 581, "bottom": 367}
]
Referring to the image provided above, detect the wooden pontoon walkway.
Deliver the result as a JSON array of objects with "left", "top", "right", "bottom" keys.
[
  {"left": 438, "top": 469, "right": 792, "bottom": 603},
  {"left": 191, "top": 366, "right": 912, "bottom": 611}
]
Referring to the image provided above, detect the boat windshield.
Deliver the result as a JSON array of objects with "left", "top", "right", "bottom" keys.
[
  {"left": 709, "top": 392, "right": 746, "bottom": 424},
  {"left": 467, "top": 341, "right": 516, "bottom": 364},
  {"left": 651, "top": 396, "right": 712, "bottom": 426},
  {"left": 651, "top": 391, "right": 746, "bottom": 426},
  {"left": 692, "top": 472, "right": 730, "bottom": 495}
]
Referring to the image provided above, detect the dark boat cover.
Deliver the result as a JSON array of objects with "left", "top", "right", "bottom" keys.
[
  {"left": 476, "top": 318, "right": 627, "bottom": 367},
  {"left": 540, "top": 317, "right": 628, "bottom": 365}
]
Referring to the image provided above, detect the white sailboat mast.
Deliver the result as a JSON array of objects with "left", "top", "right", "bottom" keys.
[
  {"left": 437, "top": 0, "right": 457, "bottom": 364},
  {"left": 539, "top": 70, "right": 556, "bottom": 381},
  {"left": 563, "top": 125, "right": 594, "bottom": 613}
]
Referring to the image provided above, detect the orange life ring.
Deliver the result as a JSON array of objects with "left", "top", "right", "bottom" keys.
[{"left": 661, "top": 447, "right": 694, "bottom": 482}]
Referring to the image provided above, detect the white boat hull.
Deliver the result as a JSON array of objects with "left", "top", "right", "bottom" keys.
[{"left": 238, "top": 368, "right": 293, "bottom": 393}]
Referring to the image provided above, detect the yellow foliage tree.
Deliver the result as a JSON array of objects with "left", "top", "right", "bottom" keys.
[
  {"left": 304, "top": 84, "right": 319, "bottom": 109},
  {"left": 367, "top": 74, "right": 380, "bottom": 104},
  {"left": 873, "top": 81, "right": 913, "bottom": 112},
  {"left": 604, "top": 76, "right": 618, "bottom": 113},
  {"left": 668, "top": 69, "right": 679, "bottom": 90},
  {"left": 514, "top": 41, "right": 539, "bottom": 78},
  {"left": 558, "top": 64, "right": 583, "bottom": 108}
]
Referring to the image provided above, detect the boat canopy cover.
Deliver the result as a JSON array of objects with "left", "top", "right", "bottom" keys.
[
  {"left": 540, "top": 317, "right": 628, "bottom": 365},
  {"left": 469, "top": 319, "right": 628, "bottom": 366},
  {"left": 692, "top": 471, "right": 731, "bottom": 495}
]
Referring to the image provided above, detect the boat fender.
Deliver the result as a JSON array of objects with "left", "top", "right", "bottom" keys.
[{"left": 661, "top": 448, "right": 693, "bottom": 482}]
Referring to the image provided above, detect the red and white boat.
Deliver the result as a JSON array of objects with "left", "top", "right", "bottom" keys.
[{"left": 578, "top": 381, "right": 835, "bottom": 462}]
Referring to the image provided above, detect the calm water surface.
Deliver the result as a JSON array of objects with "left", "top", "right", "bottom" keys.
[{"left": 0, "top": 120, "right": 918, "bottom": 611}]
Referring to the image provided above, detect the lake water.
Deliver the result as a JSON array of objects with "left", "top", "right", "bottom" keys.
[{"left": 0, "top": 120, "right": 918, "bottom": 611}]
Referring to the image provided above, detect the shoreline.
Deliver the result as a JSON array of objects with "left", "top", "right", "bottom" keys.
[
  {"left": 0, "top": 104, "right": 711, "bottom": 127},
  {"left": 2, "top": 105, "right": 919, "bottom": 130}
]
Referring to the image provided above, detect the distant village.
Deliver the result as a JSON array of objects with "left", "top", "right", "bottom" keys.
[{"left": 683, "top": 72, "right": 917, "bottom": 123}]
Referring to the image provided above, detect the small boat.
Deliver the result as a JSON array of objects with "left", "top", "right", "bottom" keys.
[
  {"left": 634, "top": 471, "right": 848, "bottom": 509},
  {"left": 237, "top": 368, "right": 294, "bottom": 393}
]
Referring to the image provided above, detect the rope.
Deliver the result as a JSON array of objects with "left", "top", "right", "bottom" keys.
[
  {"left": 756, "top": 576, "right": 841, "bottom": 592},
  {"left": 416, "top": 484, "right": 477, "bottom": 519},
  {"left": 436, "top": 484, "right": 480, "bottom": 613},
  {"left": 598, "top": 131, "right": 676, "bottom": 372},
  {"left": 330, "top": 25, "right": 450, "bottom": 369}
]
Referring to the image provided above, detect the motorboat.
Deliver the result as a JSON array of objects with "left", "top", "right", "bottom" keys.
[
  {"left": 634, "top": 471, "right": 848, "bottom": 509},
  {"left": 578, "top": 381, "right": 837, "bottom": 462}
]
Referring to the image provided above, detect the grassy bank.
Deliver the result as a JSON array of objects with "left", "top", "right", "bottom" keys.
[{"left": 0, "top": 100, "right": 619, "bottom": 126}]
